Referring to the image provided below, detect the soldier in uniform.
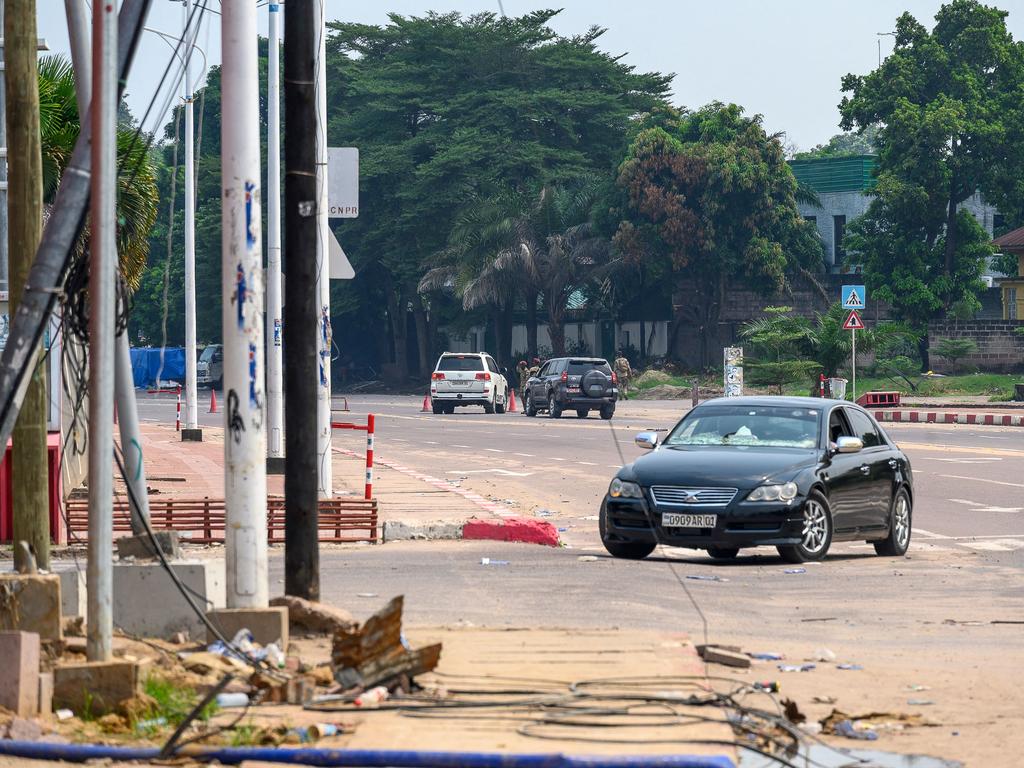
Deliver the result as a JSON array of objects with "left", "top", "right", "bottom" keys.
[
  {"left": 516, "top": 360, "right": 530, "bottom": 399},
  {"left": 613, "top": 351, "right": 633, "bottom": 400}
]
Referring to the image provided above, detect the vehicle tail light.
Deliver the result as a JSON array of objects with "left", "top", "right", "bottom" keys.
[
  {"left": 561, "top": 371, "right": 568, "bottom": 382},
  {"left": 432, "top": 372, "right": 445, "bottom": 380},
  {"left": 475, "top": 372, "right": 491, "bottom": 381},
  {"left": 612, "top": 372, "right": 618, "bottom": 384}
]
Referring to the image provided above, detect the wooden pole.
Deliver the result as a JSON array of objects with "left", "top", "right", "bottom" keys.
[{"left": 5, "top": 0, "right": 49, "bottom": 570}]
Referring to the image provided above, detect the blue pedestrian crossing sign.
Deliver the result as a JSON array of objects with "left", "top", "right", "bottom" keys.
[{"left": 842, "top": 284, "right": 866, "bottom": 310}]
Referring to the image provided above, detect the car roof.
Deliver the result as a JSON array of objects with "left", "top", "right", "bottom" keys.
[
  {"left": 551, "top": 357, "right": 608, "bottom": 363},
  {"left": 697, "top": 396, "right": 856, "bottom": 411}
]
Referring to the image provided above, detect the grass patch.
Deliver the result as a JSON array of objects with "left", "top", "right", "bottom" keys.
[
  {"left": 138, "top": 675, "right": 219, "bottom": 733},
  {"left": 783, "top": 372, "right": 1022, "bottom": 400}
]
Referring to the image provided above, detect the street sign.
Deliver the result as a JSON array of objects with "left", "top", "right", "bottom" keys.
[
  {"left": 723, "top": 347, "right": 743, "bottom": 397},
  {"left": 327, "top": 147, "right": 359, "bottom": 218},
  {"left": 842, "top": 309, "right": 865, "bottom": 331},
  {"left": 329, "top": 230, "right": 355, "bottom": 280},
  {"left": 842, "top": 284, "right": 866, "bottom": 310}
]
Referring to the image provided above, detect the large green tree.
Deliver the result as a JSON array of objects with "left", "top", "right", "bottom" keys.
[
  {"left": 837, "top": 0, "right": 1024, "bottom": 366},
  {"left": 327, "top": 10, "right": 670, "bottom": 379},
  {"left": 614, "top": 103, "right": 824, "bottom": 367}
]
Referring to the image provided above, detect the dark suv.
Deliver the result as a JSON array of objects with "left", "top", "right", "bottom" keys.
[{"left": 524, "top": 357, "right": 618, "bottom": 419}]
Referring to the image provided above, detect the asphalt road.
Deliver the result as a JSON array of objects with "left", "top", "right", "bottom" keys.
[{"left": 137, "top": 391, "right": 1024, "bottom": 550}]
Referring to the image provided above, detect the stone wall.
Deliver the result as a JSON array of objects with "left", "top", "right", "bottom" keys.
[{"left": 928, "top": 320, "right": 1024, "bottom": 372}]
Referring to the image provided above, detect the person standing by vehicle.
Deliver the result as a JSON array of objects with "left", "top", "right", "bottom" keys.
[
  {"left": 516, "top": 360, "right": 529, "bottom": 398},
  {"left": 614, "top": 352, "right": 633, "bottom": 400}
]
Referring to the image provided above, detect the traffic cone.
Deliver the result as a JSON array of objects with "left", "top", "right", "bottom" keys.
[
  {"left": 421, "top": 392, "right": 431, "bottom": 413},
  {"left": 209, "top": 388, "right": 218, "bottom": 414},
  {"left": 508, "top": 389, "right": 517, "bottom": 413}
]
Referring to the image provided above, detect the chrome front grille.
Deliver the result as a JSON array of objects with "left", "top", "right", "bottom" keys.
[{"left": 650, "top": 486, "right": 738, "bottom": 507}]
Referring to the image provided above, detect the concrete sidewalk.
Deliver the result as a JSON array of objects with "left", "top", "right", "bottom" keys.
[{"left": 129, "top": 422, "right": 554, "bottom": 544}]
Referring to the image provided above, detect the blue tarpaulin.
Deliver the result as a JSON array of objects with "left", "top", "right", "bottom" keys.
[{"left": 130, "top": 347, "right": 185, "bottom": 388}]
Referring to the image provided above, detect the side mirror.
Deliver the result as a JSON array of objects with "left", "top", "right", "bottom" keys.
[
  {"left": 635, "top": 432, "right": 659, "bottom": 450},
  {"left": 835, "top": 436, "right": 864, "bottom": 454}
]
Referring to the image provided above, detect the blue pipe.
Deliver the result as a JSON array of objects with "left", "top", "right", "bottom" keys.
[{"left": 0, "top": 741, "right": 734, "bottom": 768}]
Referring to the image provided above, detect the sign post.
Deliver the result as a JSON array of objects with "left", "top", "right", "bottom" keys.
[
  {"left": 724, "top": 347, "right": 743, "bottom": 398},
  {"left": 841, "top": 285, "right": 867, "bottom": 401}
]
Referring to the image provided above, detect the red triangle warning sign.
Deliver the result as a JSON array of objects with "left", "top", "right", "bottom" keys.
[{"left": 843, "top": 309, "right": 866, "bottom": 331}]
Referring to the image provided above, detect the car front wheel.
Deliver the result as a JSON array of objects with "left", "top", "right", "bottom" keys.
[
  {"left": 777, "top": 490, "right": 833, "bottom": 564},
  {"left": 874, "top": 487, "right": 911, "bottom": 556},
  {"left": 600, "top": 503, "right": 655, "bottom": 560}
]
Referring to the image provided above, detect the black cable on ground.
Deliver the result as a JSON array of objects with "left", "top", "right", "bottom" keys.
[{"left": 158, "top": 672, "right": 234, "bottom": 758}]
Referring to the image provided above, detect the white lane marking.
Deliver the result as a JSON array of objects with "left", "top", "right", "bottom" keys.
[
  {"left": 484, "top": 448, "right": 504, "bottom": 453},
  {"left": 928, "top": 457, "right": 1003, "bottom": 464},
  {"left": 609, "top": 465, "right": 623, "bottom": 469},
  {"left": 913, "top": 527, "right": 952, "bottom": 539},
  {"left": 960, "top": 539, "right": 1024, "bottom": 552},
  {"left": 943, "top": 474, "right": 1024, "bottom": 489},
  {"left": 424, "top": 440, "right": 439, "bottom": 445},
  {"left": 578, "top": 461, "right": 598, "bottom": 466},
  {"left": 451, "top": 444, "right": 471, "bottom": 449},
  {"left": 514, "top": 453, "right": 535, "bottom": 457},
  {"left": 949, "top": 498, "right": 1022, "bottom": 513},
  {"left": 445, "top": 469, "right": 534, "bottom": 477},
  {"left": 552, "top": 458, "right": 566, "bottom": 462}
]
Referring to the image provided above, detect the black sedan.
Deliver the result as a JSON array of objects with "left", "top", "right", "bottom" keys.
[{"left": 600, "top": 396, "right": 913, "bottom": 563}]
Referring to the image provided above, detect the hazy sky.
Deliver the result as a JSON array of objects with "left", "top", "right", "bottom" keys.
[{"left": 38, "top": 1, "right": 1024, "bottom": 151}]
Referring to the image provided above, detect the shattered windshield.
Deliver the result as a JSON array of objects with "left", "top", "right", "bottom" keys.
[{"left": 665, "top": 405, "right": 821, "bottom": 449}]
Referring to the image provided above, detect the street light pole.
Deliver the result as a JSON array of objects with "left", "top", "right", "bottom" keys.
[
  {"left": 182, "top": 0, "right": 200, "bottom": 441},
  {"left": 221, "top": 0, "right": 267, "bottom": 609},
  {"left": 266, "top": 1, "right": 284, "bottom": 472},
  {"left": 87, "top": 0, "right": 117, "bottom": 662},
  {"left": 315, "top": 0, "right": 332, "bottom": 498}
]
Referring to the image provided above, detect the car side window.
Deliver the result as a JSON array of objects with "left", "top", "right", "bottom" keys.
[
  {"left": 485, "top": 357, "right": 498, "bottom": 373},
  {"left": 537, "top": 363, "right": 551, "bottom": 378},
  {"left": 828, "top": 408, "right": 853, "bottom": 443},
  {"left": 845, "top": 408, "right": 883, "bottom": 448}
]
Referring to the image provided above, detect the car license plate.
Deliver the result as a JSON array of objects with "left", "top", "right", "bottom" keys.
[
  {"left": 662, "top": 513, "right": 717, "bottom": 529},
  {"left": 567, "top": 386, "right": 580, "bottom": 393}
]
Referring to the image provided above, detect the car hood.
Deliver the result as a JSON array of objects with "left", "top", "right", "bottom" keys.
[{"left": 625, "top": 445, "right": 818, "bottom": 489}]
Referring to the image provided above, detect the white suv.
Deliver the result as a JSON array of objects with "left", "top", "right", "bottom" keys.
[{"left": 430, "top": 352, "right": 510, "bottom": 415}]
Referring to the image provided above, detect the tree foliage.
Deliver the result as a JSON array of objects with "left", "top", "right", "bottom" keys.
[
  {"left": 793, "top": 126, "right": 879, "bottom": 159},
  {"left": 614, "top": 103, "right": 824, "bottom": 367}
]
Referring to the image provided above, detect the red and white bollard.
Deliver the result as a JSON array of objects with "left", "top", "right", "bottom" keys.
[
  {"left": 176, "top": 385, "right": 182, "bottom": 431},
  {"left": 364, "top": 414, "right": 375, "bottom": 500}
]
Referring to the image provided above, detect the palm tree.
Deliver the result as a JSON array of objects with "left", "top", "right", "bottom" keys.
[
  {"left": 423, "top": 180, "right": 610, "bottom": 361},
  {"left": 38, "top": 55, "right": 158, "bottom": 289}
]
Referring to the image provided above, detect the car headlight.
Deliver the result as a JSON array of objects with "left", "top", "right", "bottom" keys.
[
  {"left": 609, "top": 478, "right": 643, "bottom": 499},
  {"left": 747, "top": 482, "right": 799, "bottom": 502}
]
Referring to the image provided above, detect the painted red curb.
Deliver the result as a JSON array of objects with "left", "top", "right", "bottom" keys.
[
  {"left": 462, "top": 517, "right": 560, "bottom": 547},
  {"left": 873, "top": 410, "right": 1024, "bottom": 427}
]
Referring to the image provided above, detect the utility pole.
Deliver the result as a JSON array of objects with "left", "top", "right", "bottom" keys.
[
  {"left": 86, "top": 0, "right": 117, "bottom": 662},
  {"left": 315, "top": 0, "right": 332, "bottom": 498},
  {"left": 182, "top": 0, "right": 200, "bottom": 441},
  {"left": 0, "top": 0, "right": 8, "bottom": 299},
  {"left": 283, "top": 0, "right": 320, "bottom": 600},
  {"left": 5, "top": 0, "right": 49, "bottom": 571},
  {"left": 265, "top": 0, "right": 284, "bottom": 473},
  {"left": 221, "top": 0, "right": 267, "bottom": 609},
  {"left": 65, "top": 0, "right": 151, "bottom": 536}
]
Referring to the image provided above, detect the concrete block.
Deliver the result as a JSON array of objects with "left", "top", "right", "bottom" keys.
[
  {"left": 112, "top": 560, "right": 225, "bottom": 640},
  {"left": 206, "top": 606, "right": 288, "bottom": 648},
  {"left": 38, "top": 672, "right": 53, "bottom": 716},
  {"left": 0, "top": 574, "right": 63, "bottom": 642},
  {"left": 54, "top": 661, "right": 139, "bottom": 716},
  {"left": 382, "top": 519, "right": 462, "bottom": 542},
  {"left": 461, "top": 517, "right": 560, "bottom": 547},
  {"left": 697, "top": 645, "right": 751, "bottom": 669},
  {"left": 0, "top": 631, "right": 40, "bottom": 716},
  {"left": 116, "top": 531, "right": 181, "bottom": 561},
  {"left": 181, "top": 428, "right": 203, "bottom": 442},
  {"left": 56, "top": 568, "right": 86, "bottom": 618}
]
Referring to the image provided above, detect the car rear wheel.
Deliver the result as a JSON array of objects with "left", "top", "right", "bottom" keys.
[
  {"left": 707, "top": 546, "right": 739, "bottom": 560},
  {"left": 777, "top": 490, "right": 832, "bottom": 563},
  {"left": 576, "top": 409, "right": 589, "bottom": 419},
  {"left": 444, "top": 405, "right": 455, "bottom": 414},
  {"left": 548, "top": 393, "right": 562, "bottom": 419},
  {"left": 600, "top": 503, "right": 655, "bottom": 560},
  {"left": 525, "top": 393, "right": 537, "bottom": 417},
  {"left": 599, "top": 405, "right": 615, "bottom": 420},
  {"left": 431, "top": 402, "right": 442, "bottom": 415},
  {"left": 874, "top": 487, "right": 911, "bottom": 556},
  {"left": 484, "top": 396, "right": 495, "bottom": 414},
  {"left": 496, "top": 391, "right": 506, "bottom": 414}
]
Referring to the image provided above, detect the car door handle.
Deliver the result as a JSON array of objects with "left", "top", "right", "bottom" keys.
[{"left": 859, "top": 465, "right": 871, "bottom": 474}]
